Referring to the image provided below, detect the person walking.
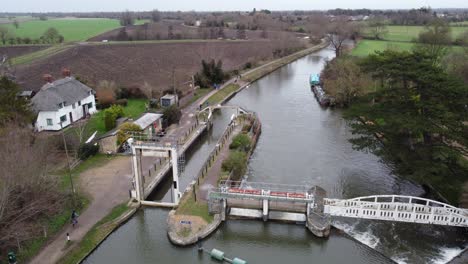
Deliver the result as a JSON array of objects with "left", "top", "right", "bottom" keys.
[
  {"left": 71, "top": 210, "right": 78, "bottom": 227},
  {"left": 66, "top": 233, "right": 70, "bottom": 242}
]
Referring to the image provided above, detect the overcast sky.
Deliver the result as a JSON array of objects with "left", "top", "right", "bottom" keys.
[{"left": 3, "top": 0, "right": 467, "bottom": 12}]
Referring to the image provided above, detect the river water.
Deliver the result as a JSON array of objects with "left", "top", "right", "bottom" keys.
[{"left": 84, "top": 47, "right": 467, "bottom": 264}]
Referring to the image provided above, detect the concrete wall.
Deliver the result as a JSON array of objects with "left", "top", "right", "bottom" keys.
[{"left": 99, "top": 134, "right": 119, "bottom": 153}]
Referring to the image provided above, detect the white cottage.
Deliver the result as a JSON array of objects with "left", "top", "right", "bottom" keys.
[{"left": 32, "top": 77, "right": 97, "bottom": 132}]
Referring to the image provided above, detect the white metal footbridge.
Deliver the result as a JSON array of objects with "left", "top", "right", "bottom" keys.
[
  {"left": 324, "top": 195, "right": 468, "bottom": 227},
  {"left": 209, "top": 181, "right": 468, "bottom": 228}
]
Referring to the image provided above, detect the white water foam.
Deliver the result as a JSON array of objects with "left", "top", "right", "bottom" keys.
[
  {"left": 430, "top": 247, "right": 466, "bottom": 264},
  {"left": 332, "top": 220, "right": 380, "bottom": 249},
  {"left": 391, "top": 255, "right": 409, "bottom": 264}
]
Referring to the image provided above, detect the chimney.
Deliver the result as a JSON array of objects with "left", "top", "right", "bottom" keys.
[
  {"left": 62, "top": 68, "right": 71, "bottom": 78},
  {"left": 43, "top": 74, "right": 53, "bottom": 83}
]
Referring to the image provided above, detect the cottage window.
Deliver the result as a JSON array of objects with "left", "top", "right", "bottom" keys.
[
  {"left": 58, "top": 102, "right": 64, "bottom": 109},
  {"left": 78, "top": 101, "right": 81, "bottom": 106},
  {"left": 46, "top": 119, "right": 53, "bottom": 126},
  {"left": 60, "top": 115, "right": 67, "bottom": 123},
  {"left": 88, "top": 102, "right": 93, "bottom": 109}
]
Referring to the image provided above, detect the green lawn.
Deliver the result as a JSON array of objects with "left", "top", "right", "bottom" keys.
[
  {"left": 2, "top": 18, "right": 121, "bottom": 43},
  {"left": 134, "top": 19, "right": 150, "bottom": 25},
  {"left": 206, "top": 84, "right": 240, "bottom": 105},
  {"left": 351, "top": 39, "right": 465, "bottom": 57},
  {"left": 86, "top": 99, "right": 147, "bottom": 136},
  {"left": 363, "top": 25, "right": 467, "bottom": 42},
  {"left": 351, "top": 40, "right": 415, "bottom": 57}
]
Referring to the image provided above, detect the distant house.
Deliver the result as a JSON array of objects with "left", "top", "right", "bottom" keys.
[{"left": 32, "top": 75, "right": 97, "bottom": 132}]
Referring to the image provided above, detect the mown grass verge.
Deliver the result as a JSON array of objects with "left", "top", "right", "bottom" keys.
[
  {"left": 11, "top": 44, "right": 72, "bottom": 65},
  {"left": 206, "top": 84, "right": 240, "bottom": 105},
  {"left": 176, "top": 192, "right": 213, "bottom": 223},
  {"left": 59, "top": 203, "right": 132, "bottom": 264}
]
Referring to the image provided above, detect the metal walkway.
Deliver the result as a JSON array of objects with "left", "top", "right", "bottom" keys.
[
  {"left": 324, "top": 195, "right": 468, "bottom": 227},
  {"left": 209, "top": 181, "right": 468, "bottom": 228},
  {"left": 209, "top": 181, "right": 315, "bottom": 203}
]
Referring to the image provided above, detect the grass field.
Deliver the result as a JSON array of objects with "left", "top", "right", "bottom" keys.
[
  {"left": 363, "top": 25, "right": 467, "bottom": 42},
  {"left": 2, "top": 18, "right": 121, "bottom": 42},
  {"left": 351, "top": 39, "right": 465, "bottom": 57},
  {"left": 351, "top": 40, "right": 415, "bottom": 56}
]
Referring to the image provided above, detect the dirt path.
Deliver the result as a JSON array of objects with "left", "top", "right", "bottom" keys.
[{"left": 30, "top": 156, "right": 133, "bottom": 264}]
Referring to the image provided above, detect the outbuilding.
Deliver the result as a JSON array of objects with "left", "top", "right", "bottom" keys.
[{"left": 133, "top": 113, "right": 164, "bottom": 137}]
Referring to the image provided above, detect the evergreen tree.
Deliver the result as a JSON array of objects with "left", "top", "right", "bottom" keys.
[{"left": 0, "top": 77, "right": 33, "bottom": 125}]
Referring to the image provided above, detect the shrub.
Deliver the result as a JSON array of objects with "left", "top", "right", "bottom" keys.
[
  {"left": 163, "top": 105, "right": 182, "bottom": 126},
  {"left": 78, "top": 143, "right": 100, "bottom": 160},
  {"left": 117, "top": 122, "right": 142, "bottom": 145},
  {"left": 222, "top": 151, "right": 247, "bottom": 180},
  {"left": 104, "top": 105, "right": 124, "bottom": 131},
  {"left": 96, "top": 80, "right": 117, "bottom": 108},
  {"left": 244, "top": 62, "right": 252, "bottom": 69},
  {"left": 229, "top": 133, "right": 251, "bottom": 152},
  {"left": 115, "top": 98, "right": 128, "bottom": 106},
  {"left": 117, "top": 86, "right": 147, "bottom": 99},
  {"left": 242, "top": 123, "right": 252, "bottom": 133}
]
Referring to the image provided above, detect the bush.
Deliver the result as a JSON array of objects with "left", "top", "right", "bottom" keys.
[
  {"left": 244, "top": 62, "right": 252, "bottom": 69},
  {"left": 163, "top": 105, "right": 182, "bottom": 126},
  {"left": 117, "top": 123, "right": 142, "bottom": 145},
  {"left": 104, "top": 105, "right": 125, "bottom": 131},
  {"left": 222, "top": 151, "right": 247, "bottom": 181},
  {"left": 78, "top": 143, "right": 100, "bottom": 160},
  {"left": 115, "top": 98, "right": 128, "bottom": 106},
  {"left": 229, "top": 133, "right": 251, "bottom": 152},
  {"left": 242, "top": 123, "right": 252, "bottom": 133},
  {"left": 117, "top": 86, "right": 147, "bottom": 99}
]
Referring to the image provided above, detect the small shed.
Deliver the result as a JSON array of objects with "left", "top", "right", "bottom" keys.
[
  {"left": 160, "top": 94, "right": 178, "bottom": 107},
  {"left": 133, "top": 113, "right": 163, "bottom": 136}
]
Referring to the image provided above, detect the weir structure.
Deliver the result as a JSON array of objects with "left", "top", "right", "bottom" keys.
[{"left": 208, "top": 181, "right": 468, "bottom": 238}]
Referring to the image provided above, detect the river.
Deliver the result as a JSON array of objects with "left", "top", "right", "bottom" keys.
[{"left": 84, "top": 47, "right": 467, "bottom": 264}]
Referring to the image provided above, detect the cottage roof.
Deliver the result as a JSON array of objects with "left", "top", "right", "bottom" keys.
[
  {"left": 133, "top": 113, "right": 163, "bottom": 129},
  {"left": 31, "top": 77, "right": 94, "bottom": 112}
]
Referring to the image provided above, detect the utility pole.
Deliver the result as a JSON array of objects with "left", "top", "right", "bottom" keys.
[
  {"left": 60, "top": 122, "right": 76, "bottom": 207},
  {"left": 172, "top": 66, "right": 179, "bottom": 106}
]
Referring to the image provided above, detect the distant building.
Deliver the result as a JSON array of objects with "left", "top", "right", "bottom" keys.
[
  {"left": 160, "top": 94, "right": 178, "bottom": 107},
  {"left": 32, "top": 74, "right": 96, "bottom": 132},
  {"left": 195, "top": 20, "right": 201, "bottom": 27},
  {"left": 133, "top": 113, "right": 163, "bottom": 136}
]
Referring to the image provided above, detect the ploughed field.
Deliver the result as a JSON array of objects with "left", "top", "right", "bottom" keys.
[
  {"left": 88, "top": 21, "right": 301, "bottom": 42},
  {"left": 0, "top": 45, "right": 50, "bottom": 58},
  {"left": 14, "top": 40, "right": 304, "bottom": 92}
]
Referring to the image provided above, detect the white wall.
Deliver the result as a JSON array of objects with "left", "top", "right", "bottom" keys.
[{"left": 35, "top": 94, "right": 97, "bottom": 132}]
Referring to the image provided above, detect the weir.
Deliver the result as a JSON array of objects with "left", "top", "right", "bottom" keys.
[{"left": 208, "top": 181, "right": 468, "bottom": 238}]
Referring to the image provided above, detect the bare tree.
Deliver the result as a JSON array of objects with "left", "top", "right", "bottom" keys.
[
  {"left": 0, "top": 125, "right": 63, "bottom": 253},
  {"left": 326, "top": 17, "right": 356, "bottom": 57},
  {"left": 367, "top": 15, "right": 388, "bottom": 40},
  {"left": 13, "top": 20, "right": 19, "bottom": 29},
  {"left": 151, "top": 9, "right": 161, "bottom": 22},
  {"left": 416, "top": 18, "right": 452, "bottom": 64}
]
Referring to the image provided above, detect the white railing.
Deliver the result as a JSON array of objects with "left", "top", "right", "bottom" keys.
[{"left": 323, "top": 195, "right": 468, "bottom": 227}]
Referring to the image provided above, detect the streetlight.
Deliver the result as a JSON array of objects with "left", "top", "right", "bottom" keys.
[{"left": 60, "top": 121, "right": 76, "bottom": 207}]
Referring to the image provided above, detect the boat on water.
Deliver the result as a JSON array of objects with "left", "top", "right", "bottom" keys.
[{"left": 309, "top": 74, "right": 331, "bottom": 106}]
